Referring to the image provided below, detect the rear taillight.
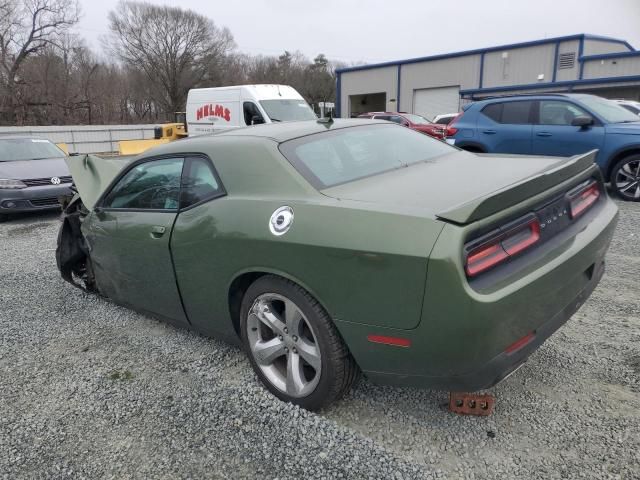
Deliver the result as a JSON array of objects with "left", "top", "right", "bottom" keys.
[
  {"left": 568, "top": 181, "right": 600, "bottom": 219},
  {"left": 464, "top": 216, "right": 540, "bottom": 277},
  {"left": 445, "top": 112, "right": 463, "bottom": 137}
]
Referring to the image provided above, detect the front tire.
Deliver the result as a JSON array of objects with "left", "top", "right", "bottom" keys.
[
  {"left": 240, "top": 275, "right": 359, "bottom": 410},
  {"left": 610, "top": 155, "right": 640, "bottom": 201}
]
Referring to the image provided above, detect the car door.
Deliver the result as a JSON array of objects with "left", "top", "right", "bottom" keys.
[
  {"left": 168, "top": 156, "right": 229, "bottom": 337},
  {"left": 532, "top": 100, "right": 605, "bottom": 156},
  {"left": 477, "top": 100, "right": 534, "bottom": 154},
  {"left": 85, "top": 156, "right": 188, "bottom": 325}
]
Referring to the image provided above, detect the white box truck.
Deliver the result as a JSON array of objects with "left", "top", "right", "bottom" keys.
[{"left": 186, "top": 84, "right": 317, "bottom": 136}]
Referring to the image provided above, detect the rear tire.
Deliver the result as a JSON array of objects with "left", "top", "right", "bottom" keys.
[
  {"left": 240, "top": 275, "right": 359, "bottom": 410},
  {"left": 610, "top": 155, "right": 640, "bottom": 201}
]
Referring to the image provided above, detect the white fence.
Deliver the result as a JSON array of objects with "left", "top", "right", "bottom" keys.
[{"left": 0, "top": 124, "right": 157, "bottom": 154}]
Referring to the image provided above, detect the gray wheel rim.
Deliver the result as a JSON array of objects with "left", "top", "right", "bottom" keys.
[
  {"left": 247, "top": 293, "right": 322, "bottom": 398},
  {"left": 615, "top": 159, "right": 640, "bottom": 199}
]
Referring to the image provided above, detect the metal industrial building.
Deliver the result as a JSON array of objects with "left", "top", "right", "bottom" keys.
[{"left": 336, "top": 34, "right": 640, "bottom": 120}]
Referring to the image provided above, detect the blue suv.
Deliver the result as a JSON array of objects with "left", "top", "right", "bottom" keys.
[{"left": 448, "top": 94, "right": 640, "bottom": 201}]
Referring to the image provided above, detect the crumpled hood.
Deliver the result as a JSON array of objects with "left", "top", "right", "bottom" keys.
[
  {"left": 0, "top": 157, "right": 68, "bottom": 180},
  {"left": 65, "top": 154, "right": 134, "bottom": 210}
]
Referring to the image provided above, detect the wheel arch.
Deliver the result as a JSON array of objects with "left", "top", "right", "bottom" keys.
[
  {"left": 227, "top": 267, "right": 334, "bottom": 339},
  {"left": 456, "top": 142, "right": 487, "bottom": 153},
  {"left": 605, "top": 147, "right": 640, "bottom": 181}
]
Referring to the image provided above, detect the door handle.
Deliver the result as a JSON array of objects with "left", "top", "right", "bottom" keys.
[
  {"left": 482, "top": 129, "right": 497, "bottom": 135},
  {"left": 150, "top": 225, "right": 166, "bottom": 238},
  {"left": 536, "top": 132, "right": 552, "bottom": 137}
]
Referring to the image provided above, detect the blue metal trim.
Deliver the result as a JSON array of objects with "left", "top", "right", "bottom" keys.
[
  {"left": 397, "top": 64, "right": 402, "bottom": 111},
  {"left": 580, "top": 50, "right": 640, "bottom": 62},
  {"left": 479, "top": 52, "right": 485, "bottom": 88},
  {"left": 335, "top": 33, "right": 634, "bottom": 74},
  {"left": 335, "top": 72, "right": 341, "bottom": 117},
  {"left": 578, "top": 37, "right": 585, "bottom": 79},
  {"left": 582, "top": 34, "right": 635, "bottom": 51},
  {"left": 459, "top": 74, "right": 640, "bottom": 96},
  {"left": 552, "top": 41, "right": 560, "bottom": 83}
]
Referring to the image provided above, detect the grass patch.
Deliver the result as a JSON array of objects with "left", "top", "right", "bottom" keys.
[{"left": 108, "top": 369, "right": 134, "bottom": 381}]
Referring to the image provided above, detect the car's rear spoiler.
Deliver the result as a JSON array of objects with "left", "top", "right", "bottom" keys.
[
  {"left": 65, "top": 154, "right": 134, "bottom": 210},
  {"left": 436, "top": 150, "right": 599, "bottom": 225}
]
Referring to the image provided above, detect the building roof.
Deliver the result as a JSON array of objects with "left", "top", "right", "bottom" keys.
[{"left": 336, "top": 33, "right": 635, "bottom": 74}]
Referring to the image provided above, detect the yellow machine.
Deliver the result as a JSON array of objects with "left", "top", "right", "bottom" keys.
[{"left": 118, "top": 113, "right": 188, "bottom": 156}]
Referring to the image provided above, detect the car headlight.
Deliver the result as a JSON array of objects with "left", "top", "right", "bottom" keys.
[{"left": 0, "top": 179, "right": 27, "bottom": 189}]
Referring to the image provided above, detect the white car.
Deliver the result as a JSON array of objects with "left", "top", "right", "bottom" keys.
[
  {"left": 432, "top": 113, "right": 459, "bottom": 125},
  {"left": 613, "top": 99, "right": 640, "bottom": 117}
]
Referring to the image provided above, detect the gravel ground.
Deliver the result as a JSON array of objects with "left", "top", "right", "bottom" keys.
[{"left": 1, "top": 201, "right": 639, "bottom": 480}]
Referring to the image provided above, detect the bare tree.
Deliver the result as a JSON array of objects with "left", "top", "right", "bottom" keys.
[
  {"left": 0, "top": 0, "right": 80, "bottom": 123},
  {"left": 105, "top": 1, "right": 235, "bottom": 115}
]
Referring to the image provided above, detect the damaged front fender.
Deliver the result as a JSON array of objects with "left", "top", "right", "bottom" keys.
[{"left": 56, "top": 196, "right": 97, "bottom": 292}]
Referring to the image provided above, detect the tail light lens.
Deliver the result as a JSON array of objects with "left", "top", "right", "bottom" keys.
[
  {"left": 568, "top": 181, "right": 600, "bottom": 219},
  {"left": 445, "top": 112, "right": 463, "bottom": 137},
  {"left": 465, "top": 216, "right": 541, "bottom": 277}
]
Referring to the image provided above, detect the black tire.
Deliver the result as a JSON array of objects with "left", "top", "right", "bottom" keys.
[
  {"left": 240, "top": 275, "right": 359, "bottom": 410},
  {"left": 610, "top": 155, "right": 640, "bottom": 201},
  {"left": 0, "top": 214, "right": 9, "bottom": 223},
  {"left": 460, "top": 145, "right": 484, "bottom": 153}
]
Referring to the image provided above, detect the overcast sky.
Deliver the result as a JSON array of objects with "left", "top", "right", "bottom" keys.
[{"left": 76, "top": 0, "right": 640, "bottom": 64}]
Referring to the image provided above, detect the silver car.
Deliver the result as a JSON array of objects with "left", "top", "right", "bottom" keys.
[{"left": 0, "top": 137, "right": 73, "bottom": 222}]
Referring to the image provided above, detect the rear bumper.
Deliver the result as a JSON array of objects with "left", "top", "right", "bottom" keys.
[
  {"left": 364, "top": 257, "right": 604, "bottom": 391},
  {"left": 0, "top": 184, "right": 72, "bottom": 212}
]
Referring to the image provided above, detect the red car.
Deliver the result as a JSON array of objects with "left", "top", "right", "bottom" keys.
[{"left": 357, "top": 112, "right": 446, "bottom": 139}]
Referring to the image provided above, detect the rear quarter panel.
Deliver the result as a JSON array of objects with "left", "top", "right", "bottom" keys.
[{"left": 168, "top": 137, "right": 445, "bottom": 338}]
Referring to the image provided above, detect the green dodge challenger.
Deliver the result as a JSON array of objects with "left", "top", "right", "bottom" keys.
[{"left": 57, "top": 119, "right": 618, "bottom": 410}]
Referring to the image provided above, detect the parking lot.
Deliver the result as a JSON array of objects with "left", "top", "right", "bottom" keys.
[{"left": 1, "top": 200, "right": 639, "bottom": 479}]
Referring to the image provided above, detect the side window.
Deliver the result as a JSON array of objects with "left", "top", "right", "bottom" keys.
[
  {"left": 435, "top": 116, "right": 452, "bottom": 125},
  {"left": 501, "top": 101, "right": 533, "bottom": 124},
  {"left": 180, "top": 157, "right": 225, "bottom": 208},
  {"left": 373, "top": 115, "right": 391, "bottom": 121},
  {"left": 104, "top": 158, "right": 183, "bottom": 210},
  {"left": 482, "top": 101, "right": 532, "bottom": 124},
  {"left": 243, "top": 102, "right": 264, "bottom": 126},
  {"left": 389, "top": 116, "right": 405, "bottom": 125},
  {"left": 538, "top": 101, "right": 588, "bottom": 125},
  {"left": 481, "top": 103, "right": 503, "bottom": 122}
]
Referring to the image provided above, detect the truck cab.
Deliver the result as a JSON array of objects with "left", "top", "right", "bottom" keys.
[{"left": 186, "top": 84, "right": 317, "bottom": 136}]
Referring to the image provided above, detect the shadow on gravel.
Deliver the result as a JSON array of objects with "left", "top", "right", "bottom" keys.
[{"left": 2, "top": 210, "right": 60, "bottom": 226}]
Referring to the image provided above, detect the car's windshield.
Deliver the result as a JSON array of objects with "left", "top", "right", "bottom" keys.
[
  {"left": 402, "top": 114, "right": 432, "bottom": 125},
  {"left": 0, "top": 138, "right": 65, "bottom": 162},
  {"left": 259, "top": 99, "right": 317, "bottom": 122},
  {"left": 579, "top": 96, "right": 640, "bottom": 123},
  {"left": 280, "top": 124, "right": 454, "bottom": 189}
]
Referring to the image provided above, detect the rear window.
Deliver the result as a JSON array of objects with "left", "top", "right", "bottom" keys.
[
  {"left": 0, "top": 138, "right": 65, "bottom": 162},
  {"left": 279, "top": 124, "right": 453, "bottom": 189}
]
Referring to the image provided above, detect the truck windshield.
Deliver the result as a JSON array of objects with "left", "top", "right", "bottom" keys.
[
  {"left": 259, "top": 99, "right": 317, "bottom": 122},
  {"left": 0, "top": 138, "right": 65, "bottom": 162},
  {"left": 579, "top": 96, "right": 640, "bottom": 123},
  {"left": 279, "top": 123, "right": 453, "bottom": 189}
]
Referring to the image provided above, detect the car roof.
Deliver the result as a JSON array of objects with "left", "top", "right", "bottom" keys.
[
  {"left": 473, "top": 93, "right": 598, "bottom": 104},
  {"left": 210, "top": 118, "right": 390, "bottom": 143}
]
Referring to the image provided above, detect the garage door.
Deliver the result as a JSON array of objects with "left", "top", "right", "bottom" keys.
[{"left": 412, "top": 86, "right": 460, "bottom": 121}]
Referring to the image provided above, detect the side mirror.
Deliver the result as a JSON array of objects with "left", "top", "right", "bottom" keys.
[
  {"left": 251, "top": 115, "right": 265, "bottom": 125},
  {"left": 571, "top": 115, "right": 593, "bottom": 127}
]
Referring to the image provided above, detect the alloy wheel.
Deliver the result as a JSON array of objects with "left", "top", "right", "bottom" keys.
[
  {"left": 615, "top": 158, "right": 640, "bottom": 200},
  {"left": 246, "top": 293, "right": 322, "bottom": 398}
]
